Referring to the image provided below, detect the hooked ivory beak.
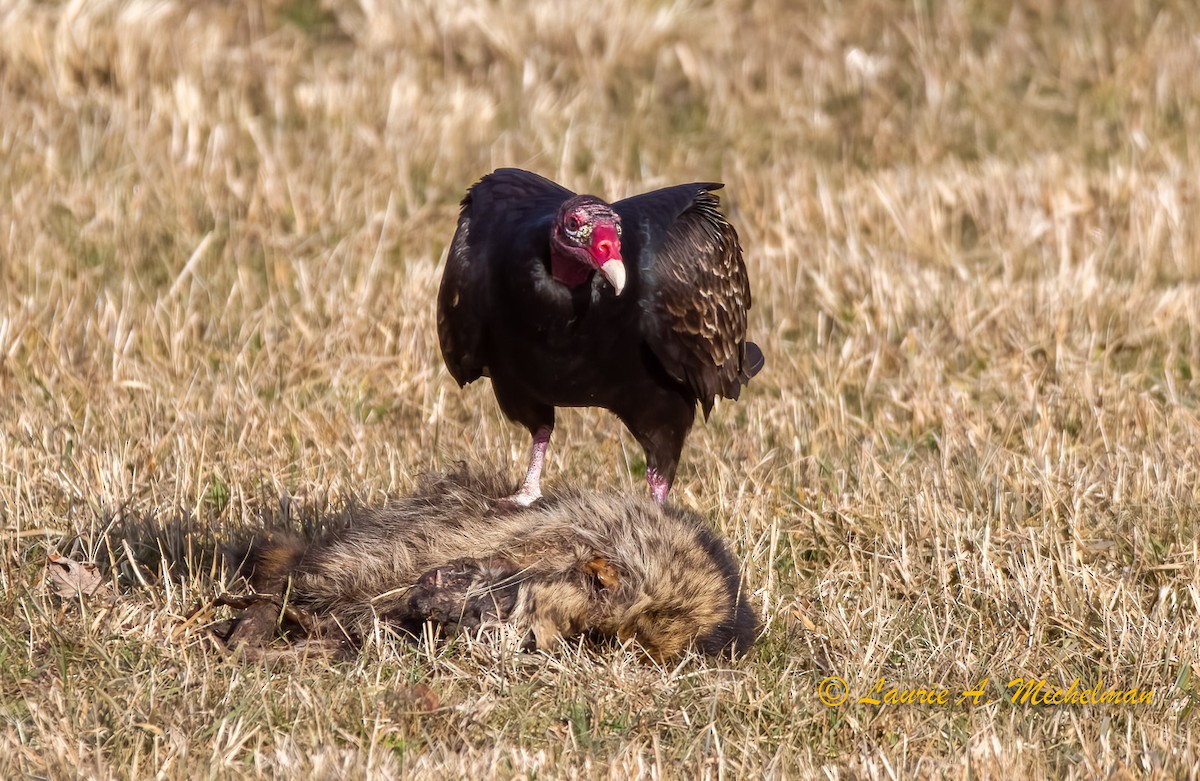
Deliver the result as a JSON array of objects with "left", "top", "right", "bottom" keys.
[{"left": 599, "top": 259, "right": 626, "bottom": 296}]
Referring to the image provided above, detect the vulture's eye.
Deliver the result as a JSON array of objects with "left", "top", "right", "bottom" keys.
[{"left": 567, "top": 214, "right": 583, "bottom": 232}]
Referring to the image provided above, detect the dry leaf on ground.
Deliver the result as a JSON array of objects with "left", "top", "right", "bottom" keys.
[{"left": 45, "top": 553, "right": 114, "bottom": 601}]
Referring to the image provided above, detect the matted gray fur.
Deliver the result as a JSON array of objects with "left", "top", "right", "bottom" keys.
[{"left": 231, "top": 469, "right": 756, "bottom": 660}]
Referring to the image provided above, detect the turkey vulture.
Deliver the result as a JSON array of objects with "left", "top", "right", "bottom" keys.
[{"left": 437, "top": 168, "right": 763, "bottom": 505}]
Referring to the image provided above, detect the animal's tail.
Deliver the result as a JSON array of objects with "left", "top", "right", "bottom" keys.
[{"left": 225, "top": 533, "right": 308, "bottom": 593}]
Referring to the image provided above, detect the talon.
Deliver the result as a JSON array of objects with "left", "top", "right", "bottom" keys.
[{"left": 506, "top": 488, "right": 541, "bottom": 508}]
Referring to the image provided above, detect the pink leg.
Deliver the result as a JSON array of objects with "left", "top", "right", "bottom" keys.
[
  {"left": 647, "top": 468, "right": 671, "bottom": 506},
  {"left": 508, "top": 426, "right": 552, "bottom": 507}
]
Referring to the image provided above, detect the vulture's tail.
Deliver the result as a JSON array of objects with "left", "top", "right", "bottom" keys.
[{"left": 743, "top": 341, "right": 765, "bottom": 381}]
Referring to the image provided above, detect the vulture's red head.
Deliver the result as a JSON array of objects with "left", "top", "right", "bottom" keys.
[{"left": 549, "top": 196, "right": 625, "bottom": 295}]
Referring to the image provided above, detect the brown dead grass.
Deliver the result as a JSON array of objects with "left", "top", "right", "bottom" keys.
[{"left": 2, "top": 0, "right": 1199, "bottom": 778}]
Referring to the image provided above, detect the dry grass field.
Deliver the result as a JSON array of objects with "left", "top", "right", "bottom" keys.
[{"left": 2, "top": 0, "right": 1199, "bottom": 777}]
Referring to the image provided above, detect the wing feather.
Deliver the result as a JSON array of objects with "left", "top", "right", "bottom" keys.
[
  {"left": 437, "top": 169, "right": 574, "bottom": 385},
  {"left": 614, "top": 185, "right": 756, "bottom": 416}
]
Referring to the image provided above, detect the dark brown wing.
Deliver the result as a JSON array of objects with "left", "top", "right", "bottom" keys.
[
  {"left": 614, "top": 184, "right": 755, "bottom": 417},
  {"left": 437, "top": 169, "right": 575, "bottom": 386}
]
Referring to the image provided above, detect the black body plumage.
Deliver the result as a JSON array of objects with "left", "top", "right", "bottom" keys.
[{"left": 437, "top": 169, "right": 763, "bottom": 500}]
